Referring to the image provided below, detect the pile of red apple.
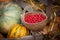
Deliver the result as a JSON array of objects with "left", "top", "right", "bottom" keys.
[{"left": 24, "top": 12, "right": 46, "bottom": 23}]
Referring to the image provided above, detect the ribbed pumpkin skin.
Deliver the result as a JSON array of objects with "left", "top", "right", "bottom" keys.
[
  {"left": 8, "top": 24, "right": 29, "bottom": 38},
  {"left": 0, "top": 3, "right": 22, "bottom": 34}
]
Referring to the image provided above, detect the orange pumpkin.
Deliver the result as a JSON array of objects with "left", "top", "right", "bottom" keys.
[
  {"left": 0, "top": 34, "right": 4, "bottom": 38},
  {"left": 8, "top": 24, "right": 29, "bottom": 38},
  {"left": 0, "top": 0, "right": 12, "bottom": 2}
]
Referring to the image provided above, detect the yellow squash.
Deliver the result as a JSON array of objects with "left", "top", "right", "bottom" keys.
[{"left": 8, "top": 24, "right": 29, "bottom": 38}]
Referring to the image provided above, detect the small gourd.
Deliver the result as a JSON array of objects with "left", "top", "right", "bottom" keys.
[{"left": 8, "top": 24, "right": 29, "bottom": 38}]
